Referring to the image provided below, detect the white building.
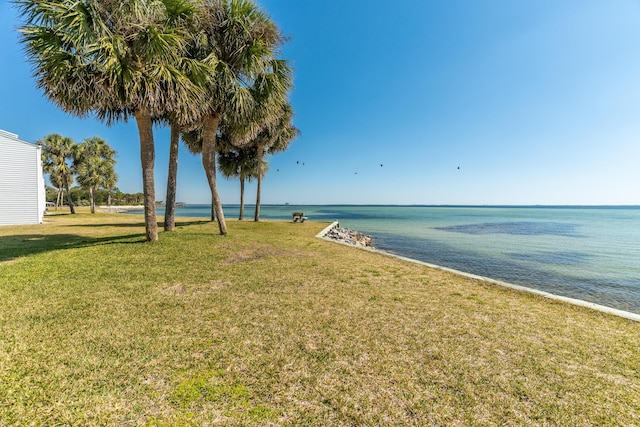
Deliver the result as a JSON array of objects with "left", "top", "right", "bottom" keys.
[{"left": 0, "top": 129, "right": 46, "bottom": 225}]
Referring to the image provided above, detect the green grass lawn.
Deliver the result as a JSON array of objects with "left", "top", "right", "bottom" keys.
[{"left": 0, "top": 213, "right": 638, "bottom": 426}]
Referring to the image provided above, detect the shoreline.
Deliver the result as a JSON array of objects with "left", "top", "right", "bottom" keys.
[
  {"left": 96, "top": 205, "right": 143, "bottom": 213},
  {"left": 317, "top": 221, "right": 640, "bottom": 322}
]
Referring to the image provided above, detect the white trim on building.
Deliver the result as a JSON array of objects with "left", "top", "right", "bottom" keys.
[{"left": 0, "top": 129, "right": 46, "bottom": 225}]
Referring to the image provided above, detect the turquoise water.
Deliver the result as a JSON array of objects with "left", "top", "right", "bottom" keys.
[{"left": 130, "top": 205, "right": 640, "bottom": 314}]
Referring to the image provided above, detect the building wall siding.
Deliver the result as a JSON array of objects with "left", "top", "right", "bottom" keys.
[{"left": 0, "top": 130, "right": 45, "bottom": 226}]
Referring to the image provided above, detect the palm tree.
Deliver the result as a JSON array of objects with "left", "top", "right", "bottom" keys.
[
  {"left": 17, "top": 0, "right": 205, "bottom": 241},
  {"left": 39, "top": 133, "right": 77, "bottom": 214},
  {"left": 215, "top": 54, "right": 296, "bottom": 221},
  {"left": 164, "top": 124, "right": 181, "bottom": 231},
  {"left": 251, "top": 102, "right": 299, "bottom": 221},
  {"left": 161, "top": 0, "right": 204, "bottom": 232},
  {"left": 180, "top": 127, "right": 218, "bottom": 221},
  {"left": 218, "top": 144, "right": 267, "bottom": 220},
  {"left": 74, "top": 137, "right": 118, "bottom": 213},
  {"left": 212, "top": 59, "right": 296, "bottom": 221},
  {"left": 188, "top": 0, "right": 286, "bottom": 235}
]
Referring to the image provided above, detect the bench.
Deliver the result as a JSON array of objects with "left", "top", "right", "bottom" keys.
[{"left": 292, "top": 212, "right": 308, "bottom": 223}]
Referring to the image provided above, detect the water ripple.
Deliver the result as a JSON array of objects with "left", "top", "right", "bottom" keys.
[
  {"left": 509, "top": 251, "right": 593, "bottom": 266},
  {"left": 435, "top": 221, "right": 582, "bottom": 237}
]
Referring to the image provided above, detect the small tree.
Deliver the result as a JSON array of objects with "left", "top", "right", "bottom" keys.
[
  {"left": 218, "top": 144, "right": 267, "bottom": 220},
  {"left": 251, "top": 102, "right": 298, "bottom": 221},
  {"left": 74, "top": 137, "right": 118, "bottom": 213},
  {"left": 40, "top": 134, "right": 76, "bottom": 214}
]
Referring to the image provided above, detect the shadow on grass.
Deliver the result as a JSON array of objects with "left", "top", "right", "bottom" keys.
[
  {"left": 0, "top": 219, "right": 214, "bottom": 263},
  {"left": 0, "top": 232, "right": 147, "bottom": 262},
  {"left": 67, "top": 220, "right": 211, "bottom": 228}
]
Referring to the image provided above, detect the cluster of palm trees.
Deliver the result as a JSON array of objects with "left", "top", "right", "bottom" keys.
[
  {"left": 40, "top": 134, "right": 117, "bottom": 214},
  {"left": 17, "top": 0, "right": 297, "bottom": 241}
]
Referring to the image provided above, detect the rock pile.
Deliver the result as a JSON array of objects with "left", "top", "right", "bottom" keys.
[{"left": 324, "top": 226, "right": 374, "bottom": 248}]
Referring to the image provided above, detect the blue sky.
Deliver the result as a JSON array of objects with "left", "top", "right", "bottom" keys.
[{"left": 1, "top": 0, "right": 639, "bottom": 205}]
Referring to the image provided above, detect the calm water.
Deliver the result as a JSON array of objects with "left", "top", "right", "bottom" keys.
[{"left": 131, "top": 205, "right": 640, "bottom": 314}]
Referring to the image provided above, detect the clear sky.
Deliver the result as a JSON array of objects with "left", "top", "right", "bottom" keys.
[{"left": 1, "top": 0, "right": 639, "bottom": 205}]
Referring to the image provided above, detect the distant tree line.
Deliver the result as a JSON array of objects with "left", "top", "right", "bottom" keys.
[
  {"left": 18, "top": 0, "right": 298, "bottom": 241},
  {"left": 45, "top": 186, "right": 144, "bottom": 208}
]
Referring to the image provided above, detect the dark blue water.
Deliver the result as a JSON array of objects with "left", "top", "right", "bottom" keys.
[{"left": 129, "top": 205, "right": 640, "bottom": 314}]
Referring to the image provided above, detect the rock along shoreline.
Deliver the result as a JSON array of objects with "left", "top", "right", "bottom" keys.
[{"left": 323, "top": 225, "right": 374, "bottom": 248}]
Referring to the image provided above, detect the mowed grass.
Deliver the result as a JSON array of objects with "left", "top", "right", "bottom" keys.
[{"left": 0, "top": 213, "right": 639, "bottom": 426}]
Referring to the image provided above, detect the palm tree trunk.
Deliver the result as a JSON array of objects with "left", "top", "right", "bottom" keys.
[
  {"left": 89, "top": 186, "right": 95, "bottom": 214},
  {"left": 63, "top": 175, "right": 75, "bottom": 214},
  {"left": 134, "top": 109, "right": 159, "bottom": 242},
  {"left": 239, "top": 176, "right": 245, "bottom": 220},
  {"left": 56, "top": 189, "right": 62, "bottom": 210},
  {"left": 202, "top": 113, "right": 227, "bottom": 235},
  {"left": 164, "top": 124, "right": 179, "bottom": 232},
  {"left": 254, "top": 144, "right": 265, "bottom": 222}
]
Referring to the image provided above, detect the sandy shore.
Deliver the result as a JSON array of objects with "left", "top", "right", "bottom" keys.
[{"left": 96, "top": 205, "right": 143, "bottom": 213}]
